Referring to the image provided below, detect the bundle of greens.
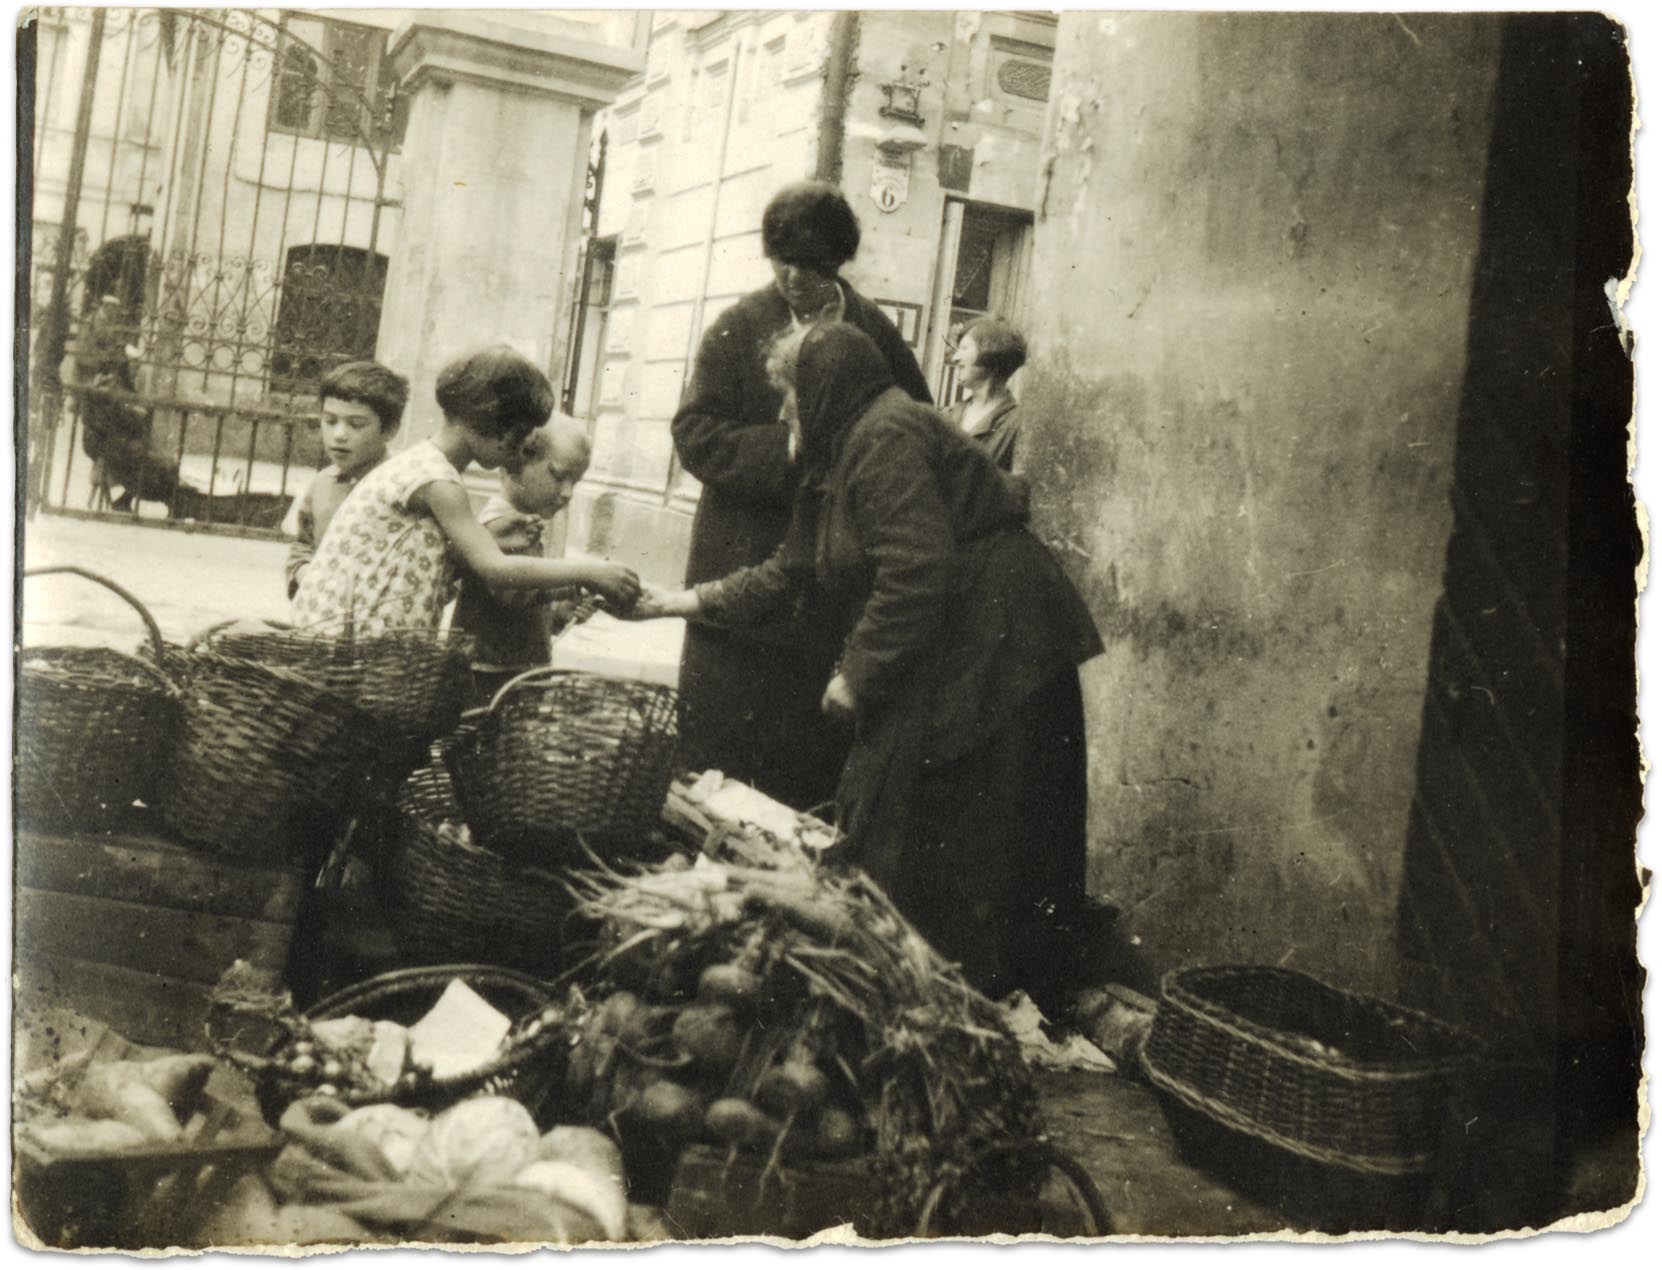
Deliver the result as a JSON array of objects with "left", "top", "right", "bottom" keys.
[{"left": 560, "top": 845, "right": 1038, "bottom": 1237}]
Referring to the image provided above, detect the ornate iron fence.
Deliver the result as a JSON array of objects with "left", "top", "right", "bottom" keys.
[{"left": 24, "top": 7, "right": 402, "bottom": 534}]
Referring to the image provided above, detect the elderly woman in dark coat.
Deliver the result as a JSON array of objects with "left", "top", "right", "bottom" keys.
[
  {"left": 640, "top": 322, "right": 1102, "bottom": 1014},
  {"left": 670, "top": 181, "right": 931, "bottom": 814}
]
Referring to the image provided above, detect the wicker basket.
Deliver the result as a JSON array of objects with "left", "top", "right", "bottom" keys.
[
  {"left": 379, "top": 760, "right": 576, "bottom": 977},
  {"left": 1140, "top": 965, "right": 1478, "bottom": 1226},
  {"left": 444, "top": 668, "right": 680, "bottom": 863},
  {"left": 16, "top": 566, "right": 183, "bottom": 830},
  {"left": 245, "top": 965, "right": 569, "bottom": 1128},
  {"left": 206, "top": 621, "right": 474, "bottom": 771},
  {"left": 162, "top": 649, "right": 378, "bottom": 865}
]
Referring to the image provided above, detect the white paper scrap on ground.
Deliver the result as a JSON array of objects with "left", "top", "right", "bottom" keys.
[
  {"left": 407, "top": 980, "right": 512, "bottom": 1080},
  {"left": 1001, "top": 991, "right": 1118, "bottom": 1073}
]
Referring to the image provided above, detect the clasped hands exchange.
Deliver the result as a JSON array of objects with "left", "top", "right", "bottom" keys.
[
  {"left": 483, "top": 531, "right": 858, "bottom": 723},
  {"left": 621, "top": 579, "right": 859, "bottom": 722}
]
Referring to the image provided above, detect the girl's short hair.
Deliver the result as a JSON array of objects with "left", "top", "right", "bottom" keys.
[
  {"left": 761, "top": 181, "right": 860, "bottom": 275},
  {"left": 434, "top": 345, "right": 555, "bottom": 442},
  {"left": 963, "top": 316, "right": 1028, "bottom": 381},
  {"left": 319, "top": 360, "right": 409, "bottom": 432}
]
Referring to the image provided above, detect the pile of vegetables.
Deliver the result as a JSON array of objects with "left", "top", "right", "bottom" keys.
[
  {"left": 205, "top": 965, "right": 572, "bottom": 1117},
  {"left": 559, "top": 846, "right": 1038, "bottom": 1237},
  {"left": 245, "top": 1094, "right": 633, "bottom": 1245},
  {"left": 18, "top": 1051, "right": 219, "bottom": 1154}
]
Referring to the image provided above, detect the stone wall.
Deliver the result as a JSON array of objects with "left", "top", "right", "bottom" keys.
[{"left": 1022, "top": 12, "right": 1504, "bottom": 994}]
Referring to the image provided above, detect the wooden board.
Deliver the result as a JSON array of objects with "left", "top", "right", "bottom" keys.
[
  {"left": 11, "top": 953, "right": 275, "bottom": 1052},
  {"left": 13, "top": 827, "right": 304, "bottom": 1052},
  {"left": 16, "top": 830, "right": 305, "bottom": 922},
  {"left": 16, "top": 889, "right": 296, "bottom": 984},
  {"left": 665, "top": 1145, "right": 875, "bottom": 1239}
]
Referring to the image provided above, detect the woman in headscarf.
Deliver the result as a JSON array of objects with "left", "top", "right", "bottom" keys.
[
  {"left": 638, "top": 322, "right": 1102, "bottom": 1014},
  {"left": 670, "top": 181, "right": 931, "bottom": 814}
]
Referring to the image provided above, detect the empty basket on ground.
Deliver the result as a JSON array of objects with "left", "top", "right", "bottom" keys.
[
  {"left": 16, "top": 566, "right": 183, "bottom": 829},
  {"left": 162, "top": 649, "right": 377, "bottom": 866},
  {"left": 204, "top": 620, "right": 474, "bottom": 773},
  {"left": 444, "top": 668, "right": 680, "bottom": 863},
  {"left": 1140, "top": 964, "right": 1479, "bottom": 1231},
  {"left": 379, "top": 758, "right": 574, "bottom": 977}
]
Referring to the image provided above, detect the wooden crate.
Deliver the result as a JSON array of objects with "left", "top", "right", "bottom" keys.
[
  {"left": 15, "top": 1090, "right": 280, "bottom": 1250},
  {"left": 13, "top": 828, "right": 306, "bottom": 1051},
  {"left": 665, "top": 1145, "right": 876, "bottom": 1239}
]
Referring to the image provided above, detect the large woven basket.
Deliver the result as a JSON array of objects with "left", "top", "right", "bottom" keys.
[
  {"left": 241, "top": 965, "right": 569, "bottom": 1128},
  {"left": 444, "top": 668, "right": 680, "bottom": 863},
  {"left": 162, "top": 649, "right": 378, "bottom": 865},
  {"left": 16, "top": 566, "right": 183, "bottom": 829},
  {"left": 379, "top": 760, "right": 575, "bottom": 977},
  {"left": 1140, "top": 965, "right": 1478, "bottom": 1222},
  {"left": 205, "top": 621, "right": 474, "bottom": 775}
]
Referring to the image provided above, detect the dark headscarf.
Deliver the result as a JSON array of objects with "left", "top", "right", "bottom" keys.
[{"left": 793, "top": 323, "right": 897, "bottom": 475}]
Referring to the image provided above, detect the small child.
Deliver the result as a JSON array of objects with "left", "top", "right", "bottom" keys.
[
  {"left": 454, "top": 414, "right": 598, "bottom": 702},
  {"left": 291, "top": 345, "right": 639, "bottom": 637},
  {"left": 284, "top": 361, "right": 409, "bottom": 599}
]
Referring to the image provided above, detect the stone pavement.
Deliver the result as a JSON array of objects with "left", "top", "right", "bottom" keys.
[{"left": 16, "top": 512, "right": 686, "bottom": 684}]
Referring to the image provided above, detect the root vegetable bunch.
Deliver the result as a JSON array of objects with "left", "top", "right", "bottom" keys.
[{"left": 561, "top": 846, "right": 1037, "bottom": 1236}]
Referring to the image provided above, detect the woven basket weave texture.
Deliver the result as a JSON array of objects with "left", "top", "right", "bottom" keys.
[
  {"left": 163, "top": 651, "right": 377, "bottom": 864},
  {"left": 1141, "top": 964, "right": 1477, "bottom": 1177},
  {"left": 381, "top": 762, "right": 573, "bottom": 976},
  {"left": 17, "top": 567, "right": 183, "bottom": 829},
  {"left": 447, "top": 671, "right": 680, "bottom": 862}
]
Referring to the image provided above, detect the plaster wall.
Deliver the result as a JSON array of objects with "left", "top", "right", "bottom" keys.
[{"left": 1021, "top": 12, "right": 1502, "bottom": 992}]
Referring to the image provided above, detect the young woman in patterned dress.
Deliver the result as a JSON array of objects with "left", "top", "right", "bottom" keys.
[{"left": 292, "top": 346, "right": 640, "bottom": 634}]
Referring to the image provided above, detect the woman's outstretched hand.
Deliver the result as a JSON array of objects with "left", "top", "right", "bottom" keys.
[
  {"left": 626, "top": 584, "right": 700, "bottom": 620},
  {"left": 588, "top": 562, "right": 642, "bottom": 611},
  {"left": 820, "top": 673, "right": 857, "bottom": 722}
]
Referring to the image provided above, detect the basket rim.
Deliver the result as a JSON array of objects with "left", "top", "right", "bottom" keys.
[
  {"left": 392, "top": 797, "right": 572, "bottom": 887},
  {"left": 1158, "top": 965, "right": 1480, "bottom": 1079},
  {"left": 304, "top": 965, "right": 560, "bottom": 1095},
  {"left": 19, "top": 647, "right": 181, "bottom": 697},
  {"left": 1140, "top": 1053, "right": 1434, "bottom": 1178}
]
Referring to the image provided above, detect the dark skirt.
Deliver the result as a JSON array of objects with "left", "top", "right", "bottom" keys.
[
  {"left": 842, "top": 666, "right": 1091, "bottom": 1016},
  {"left": 677, "top": 624, "right": 850, "bottom": 815}
]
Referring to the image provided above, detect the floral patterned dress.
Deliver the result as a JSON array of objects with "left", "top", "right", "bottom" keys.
[{"left": 290, "top": 439, "right": 464, "bottom": 636}]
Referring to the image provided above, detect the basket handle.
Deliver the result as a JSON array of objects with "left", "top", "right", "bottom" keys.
[
  {"left": 183, "top": 616, "right": 285, "bottom": 655},
  {"left": 453, "top": 663, "right": 569, "bottom": 724},
  {"left": 23, "top": 565, "right": 167, "bottom": 669}
]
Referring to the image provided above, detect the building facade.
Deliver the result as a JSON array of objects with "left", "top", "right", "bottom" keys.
[
  {"left": 562, "top": 9, "right": 1057, "bottom": 581},
  {"left": 25, "top": 6, "right": 641, "bottom": 525}
]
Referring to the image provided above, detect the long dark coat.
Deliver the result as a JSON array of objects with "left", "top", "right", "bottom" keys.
[
  {"left": 698, "top": 323, "right": 1103, "bottom": 1008},
  {"left": 671, "top": 282, "right": 930, "bottom": 810}
]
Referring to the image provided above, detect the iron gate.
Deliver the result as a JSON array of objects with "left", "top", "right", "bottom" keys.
[{"left": 23, "top": 7, "right": 403, "bottom": 535}]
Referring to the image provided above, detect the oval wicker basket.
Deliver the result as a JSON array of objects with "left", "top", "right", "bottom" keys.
[
  {"left": 17, "top": 566, "right": 183, "bottom": 829},
  {"left": 379, "top": 761, "right": 576, "bottom": 977},
  {"left": 1140, "top": 965, "right": 1479, "bottom": 1185},
  {"left": 162, "top": 649, "right": 379, "bottom": 865},
  {"left": 206, "top": 621, "right": 474, "bottom": 775},
  {"left": 444, "top": 668, "right": 680, "bottom": 864},
  {"left": 244, "top": 965, "right": 568, "bottom": 1128}
]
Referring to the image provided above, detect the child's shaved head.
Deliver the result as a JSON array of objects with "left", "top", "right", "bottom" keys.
[{"left": 506, "top": 413, "right": 591, "bottom": 517}]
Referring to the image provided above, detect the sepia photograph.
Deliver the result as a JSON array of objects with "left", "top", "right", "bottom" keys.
[{"left": 8, "top": 2, "right": 1651, "bottom": 1254}]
